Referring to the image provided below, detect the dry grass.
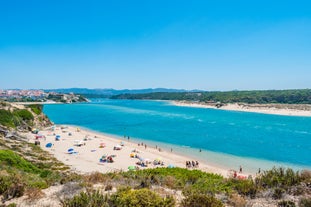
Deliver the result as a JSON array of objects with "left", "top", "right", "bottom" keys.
[
  {"left": 301, "top": 170, "right": 311, "bottom": 182},
  {"left": 228, "top": 193, "right": 247, "bottom": 207},
  {"left": 83, "top": 172, "right": 110, "bottom": 184},
  {"left": 25, "top": 187, "right": 45, "bottom": 201},
  {"left": 163, "top": 175, "right": 176, "bottom": 189},
  {"left": 104, "top": 184, "right": 113, "bottom": 191}
]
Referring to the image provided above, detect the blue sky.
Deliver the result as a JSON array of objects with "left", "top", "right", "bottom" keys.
[{"left": 0, "top": 0, "right": 310, "bottom": 90}]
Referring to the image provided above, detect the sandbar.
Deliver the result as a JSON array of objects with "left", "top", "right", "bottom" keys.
[{"left": 171, "top": 101, "right": 311, "bottom": 117}]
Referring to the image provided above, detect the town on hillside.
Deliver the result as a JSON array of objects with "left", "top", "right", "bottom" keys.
[{"left": 0, "top": 89, "right": 88, "bottom": 103}]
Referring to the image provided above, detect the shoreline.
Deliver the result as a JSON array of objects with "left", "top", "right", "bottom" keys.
[
  {"left": 25, "top": 124, "right": 311, "bottom": 180},
  {"left": 26, "top": 125, "right": 252, "bottom": 178},
  {"left": 171, "top": 101, "right": 311, "bottom": 117}
]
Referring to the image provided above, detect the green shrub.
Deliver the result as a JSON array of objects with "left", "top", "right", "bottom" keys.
[
  {"left": 123, "top": 168, "right": 226, "bottom": 193},
  {"left": 278, "top": 200, "right": 296, "bottom": 207},
  {"left": 299, "top": 197, "right": 311, "bottom": 207},
  {"left": 229, "top": 179, "right": 257, "bottom": 198},
  {"left": 181, "top": 193, "right": 223, "bottom": 207},
  {"left": 0, "top": 150, "right": 40, "bottom": 173},
  {"left": 257, "top": 167, "right": 301, "bottom": 189},
  {"left": 39, "top": 170, "right": 52, "bottom": 178},
  {"left": 24, "top": 173, "right": 48, "bottom": 189},
  {"left": 61, "top": 190, "right": 109, "bottom": 207},
  {"left": 0, "top": 108, "right": 35, "bottom": 128},
  {"left": 273, "top": 188, "right": 285, "bottom": 200},
  {"left": 300, "top": 170, "right": 311, "bottom": 183},
  {"left": 60, "top": 173, "right": 83, "bottom": 185},
  {"left": 0, "top": 174, "right": 12, "bottom": 195},
  {"left": 110, "top": 187, "right": 175, "bottom": 207},
  {"left": 2, "top": 174, "right": 25, "bottom": 201},
  {"left": 13, "top": 109, "right": 34, "bottom": 121},
  {"left": 0, "top": 109, "right": 15, "bottom": 128},
  {"left": 27, "top": 104, "right": 43, "bottom": 115}
]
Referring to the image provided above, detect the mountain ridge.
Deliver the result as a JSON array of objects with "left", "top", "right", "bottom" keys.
[{"left": 43, "top": 88, "right": 205, "bottom": 96}]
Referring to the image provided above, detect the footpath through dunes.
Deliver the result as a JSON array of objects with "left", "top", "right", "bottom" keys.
[{"left": 27, "top": 125, "right": 233, "bottom": 177}]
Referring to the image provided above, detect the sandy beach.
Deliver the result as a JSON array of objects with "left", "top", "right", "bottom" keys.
[
  {"left": 172, "top": 101, "right": 311, "bottom": 117},
  {"left": 25, "top": 125, "right": 243, "bottom": 178}
]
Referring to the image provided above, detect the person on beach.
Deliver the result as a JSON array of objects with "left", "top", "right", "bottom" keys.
[
  {"left": 170, "top": 148, "right": 173, "bottom": 152},
  {"left": 239, "top": 166, "right": 242, "bottom": 173},
  {"left": 196, "top": 161, "right": 199, "bottom": 167},
  {"left": 199, "top": 149, "right": 202, "bottom": 152},
  {"left": 144, "top": 144, "right": 147, "bottom": 149},
  {"left": 128, "top": 136, "right": 130, "bottom": 141}
]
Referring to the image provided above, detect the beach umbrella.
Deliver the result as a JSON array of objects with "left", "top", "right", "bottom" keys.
[
  {"left": 67, "top": 148, "right": 74, "bottom": 153},
  {"left": 128, "top": 166, "right": 136, "bottom": 171},
  {"left": 114, "top": 145, "right": 122, "bottom": 150},
  {"left": 167, "top": 164, "right": 175, "bottom": 168},
  {"left": 36, "top": 135, "right": 45, "bottom": 139},
  {"left": 45, "top": 143, "right": 53, "bottom": 148},
  {"left": 32, "top": 128, "right": 39, "bottom": 134}
]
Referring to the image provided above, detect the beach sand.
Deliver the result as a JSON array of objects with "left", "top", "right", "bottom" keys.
[
  {"left": 25, "top": 125, "right": 241, "bottom": 178},
  {"left": 172, "top": 101, "right": 311, "bottom": 117}
]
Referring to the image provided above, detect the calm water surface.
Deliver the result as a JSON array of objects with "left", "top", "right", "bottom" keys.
[{"left": 43, "top": 99, "right": 311, "bottom": 172}]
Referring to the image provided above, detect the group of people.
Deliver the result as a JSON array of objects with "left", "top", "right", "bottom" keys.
[
  {"left": 99, "top": 155, "right": 114, "bottom": 163},
  {"left": 186, "top": 160, "right": 199, "bottom": 168},
  {"left": 232, "top": 166, "right": 244, "bottom": 178},
  {"left": 137, "top": 142, "right": 148, "bottom": 149}
]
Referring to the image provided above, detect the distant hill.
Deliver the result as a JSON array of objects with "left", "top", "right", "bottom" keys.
[{"left": 43, "top": 88, "right": 204, "bottom": 98}]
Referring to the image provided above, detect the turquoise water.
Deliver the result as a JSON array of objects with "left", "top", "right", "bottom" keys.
[{"left": 43, "top": 99, "right": 311, "bottom": 172}]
